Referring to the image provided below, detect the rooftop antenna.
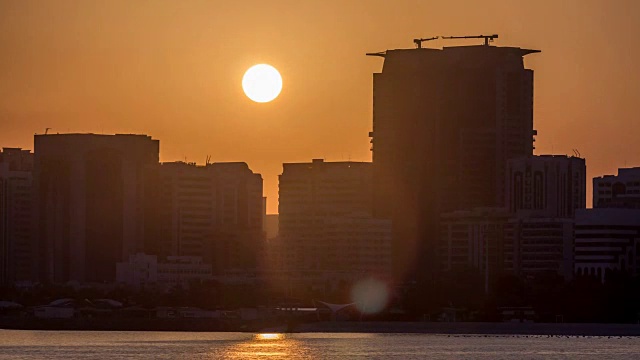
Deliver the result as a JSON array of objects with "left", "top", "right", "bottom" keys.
[
  {"left": 576, "top": 149, "right": 581, "bottom": 158},
  {"left": 45, "top": 127, "right": 51, "bottom": 135},
  {"left": 441, "top": 34, "right": 499, "bottom": 46},
  {"left": 413, "top": 36, "right": 439, "bottom": 49},
  {"left": 205, "top": 155, "right": 212, "bottom": 165}
]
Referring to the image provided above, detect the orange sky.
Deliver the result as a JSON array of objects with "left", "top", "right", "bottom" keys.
[{"left": 1, "top": 0, "right": 639, "bottom": 213}]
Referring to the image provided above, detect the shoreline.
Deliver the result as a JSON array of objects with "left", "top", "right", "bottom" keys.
[
  {"left": 285, "top": 321, "right": 640, "bottom": 336},
  {"left": 3, "top": 318, "right": 640, "bottom": 336}
]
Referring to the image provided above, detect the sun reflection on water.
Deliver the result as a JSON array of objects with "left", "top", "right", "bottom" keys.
[
  {"left": 221, "top": 333, "right": 313, "bottom": 359},
  {"left": 255, "top": 333, "right": 284, "bottom": 341}
]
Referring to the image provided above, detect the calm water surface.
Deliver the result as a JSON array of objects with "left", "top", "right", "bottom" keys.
[{"left": 1, "top": 330, "right": 639, "bottom": 359}]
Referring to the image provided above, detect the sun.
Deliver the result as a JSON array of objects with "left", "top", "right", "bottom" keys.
[{"left": 242, "top": 64, "right": 282, "bottom": 103}]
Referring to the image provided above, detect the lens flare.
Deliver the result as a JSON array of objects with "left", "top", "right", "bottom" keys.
[{"left": 351, "top": 278, "right": 390, "bottom": 315}]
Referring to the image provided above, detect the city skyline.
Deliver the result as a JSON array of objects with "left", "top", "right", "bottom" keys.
[{"left": 2, "top": 1, "right": 640, "bottom": 214}]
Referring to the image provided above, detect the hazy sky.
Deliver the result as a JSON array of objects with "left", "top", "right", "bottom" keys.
[{"left": 1, "top": 0, "right": 639, "bottom": 213}]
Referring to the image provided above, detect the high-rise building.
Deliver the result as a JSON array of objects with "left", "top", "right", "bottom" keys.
[
  {"left": 574, "top": 208, "right": 640, "bottom": 282},
  {"left": 34, "top": 134, "right": 159, "bottom": 283},
  {"left": 146, "top": 161, "right": 215, "bottom": 258},
  {"left": 0, "top": 148, "right": 34, "bottom": 285},
  {"left": 369, "top": 42, "right": 539, "bottom": 281},
  {"left": 208, "top": 162, "right": 265, "bottom": 275},
  {"left": 506, "top": 155, "right": 586, "bottom": 218},
  {"left": 277, "top": 159, "right": 390, "bottom": 294},
  {"left": 145, "top": 161, "right": 265, "bottom": 275},
  {"left": 593, "top": 167, "right": 640, "bottom": 209}
]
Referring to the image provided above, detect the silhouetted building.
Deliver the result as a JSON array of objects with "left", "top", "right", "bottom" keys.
[
  {"left": 208, "top": 162, "right": 265, "bottom": 275},
  {"left": 147, "top": 162, "right": 215, "bottom": 258},
  {"left": 34, "top": 134, "right": 159, "bottom": 283},
  {"left": 369, "top": 43, "right": 539, "bottom": 281},
  {"left": 574, "top": 208, "right": 640, "bottom": 281},
  {"left": 501, "top": 155, "right": 584, "bottom": 281},
  {"left": 506, "top": 155, "right": 586, "bottom": 218},
  {"left": 0, "top": 148, "right": 34, "bottom": 285},
  {"left": 145, "top": 161, "right": 264, "bottom": 275},
  {"left": 505, "top": 217, "right": 574, "bottom": 281},
  {"left": 264, "top": 214, "right": 279, "bottom": 240},
  {"left": 277, "top": 159, "right": 390, "bottom": 294},
  {"left": 439, "top": 208, "right": 510, "bottom": 289},
  {"left": 593, "top": 167, "right": 640, "bottom": 209}
]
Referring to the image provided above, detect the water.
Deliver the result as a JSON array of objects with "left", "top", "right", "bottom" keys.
[{"left": 1, "top": 330, "right": 639, "bottom": 359}]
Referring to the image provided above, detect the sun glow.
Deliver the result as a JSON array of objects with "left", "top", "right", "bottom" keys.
[
  {"left": 242, "top": 64, "right": 283, "bottom": 103},
  {"left": 255, "top": 333, "right": 284, "bottom": 341}
]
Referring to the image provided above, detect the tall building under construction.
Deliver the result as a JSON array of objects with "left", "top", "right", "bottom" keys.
[{"left": 369, "top": 37, "right": 539, "bottom": 281}]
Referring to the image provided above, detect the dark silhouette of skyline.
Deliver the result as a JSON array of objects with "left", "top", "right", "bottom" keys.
[
  {"left": 1, "top": 1, "right": 640, "bottom": 214},
  {"left": 2, "top": 1, "right": 640, "bottom": 333}
]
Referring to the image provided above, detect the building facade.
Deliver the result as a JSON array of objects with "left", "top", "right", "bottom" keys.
[
  {"left": 277, "top": 160, "right": 390, "bottom": 294},
  {"left": 34, "top": 134, "right": 159, "bottom": 283},
  {"left": 574, "top": 208, "right": 640, "bottom": 281},
  {"left": 506, "top": 155, "right": 586, "bottom": 218},
  {"left": 505, "top": 217, "right": 574, "bottom": 280},
  {"left": 593, "top": 167, "right": 640, "bottom": 209},
  {"left": 439, "top": 208, "right": 510, "bottom": 287},
  {"left": 369, "top": 44, "right": 539, "bottom": 281},
  {"left": 145, "top": 161, "right": 265, "bottom": 275},
  {"left": 0, "top": 148, "right": 34, "bottom": 285}
]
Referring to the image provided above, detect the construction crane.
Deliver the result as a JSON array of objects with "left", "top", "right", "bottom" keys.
[
  {"left": 413, "top": 36, "right": 438, "bottom": 49},
  {"left": 441, "top": 34, "right": 498, "bottom": 46},
  {"left": 365, "top": 51, "right": 386, "bottom": 58}
]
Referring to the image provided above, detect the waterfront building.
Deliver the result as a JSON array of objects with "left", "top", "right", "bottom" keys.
[
  {"left": 593, "top": 167, "right": 640, "bottom": 209},
  {"left": 506, "top": 155, "right": 586, "bottom": 218},
  {"left": 116, "top": 253, "right": 212, "bottom": 290},
  {"left": 33, "top": 133, "right": 159, "bottom": 283},
  {"left": 505, "top": 217, "right": 574, "bottom": 280},
  {"left": 145, "top": 161, "right": 265, "bottom": 275},
  {"left": 439, "top": 208, "right": 510, "bottom": 284},
  {"left": 0, "top": 148, "right": 34, "bottom": 284},
  {"left": 277, "top": 159, "right": 391, "bottom": 295},
  {"left": 369, "top": 42, "right": 539, "bottom": 281},
  {"left": 574, "top": 208, "right": 640, "bottom": 281}
]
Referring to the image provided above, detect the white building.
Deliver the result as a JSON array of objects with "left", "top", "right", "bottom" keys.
[
  {"left": 593, "top": 167, "right": 640, "bottom": 208},
  {"left": 116, "top": 253, "right": 212, "bottom": 290},
  {"left": 574, "top": 208, "right": 640, "bottom": 281}
]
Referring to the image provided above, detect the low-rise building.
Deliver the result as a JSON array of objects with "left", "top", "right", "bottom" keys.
[
  {"left": 505, "top": 217, "right": 574, "bottom": 280},
  {"left": 574, "top": 208, "right": 640, "bottom": 281},
  {"left": 593, "top": 167, "right": 640, "bottom": 209},
  {"left": 116, "top": 253, "right": 212, "bottom": 290},
  {"left": 439, "top": 208, "right": 510, "bottom": 286}
]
